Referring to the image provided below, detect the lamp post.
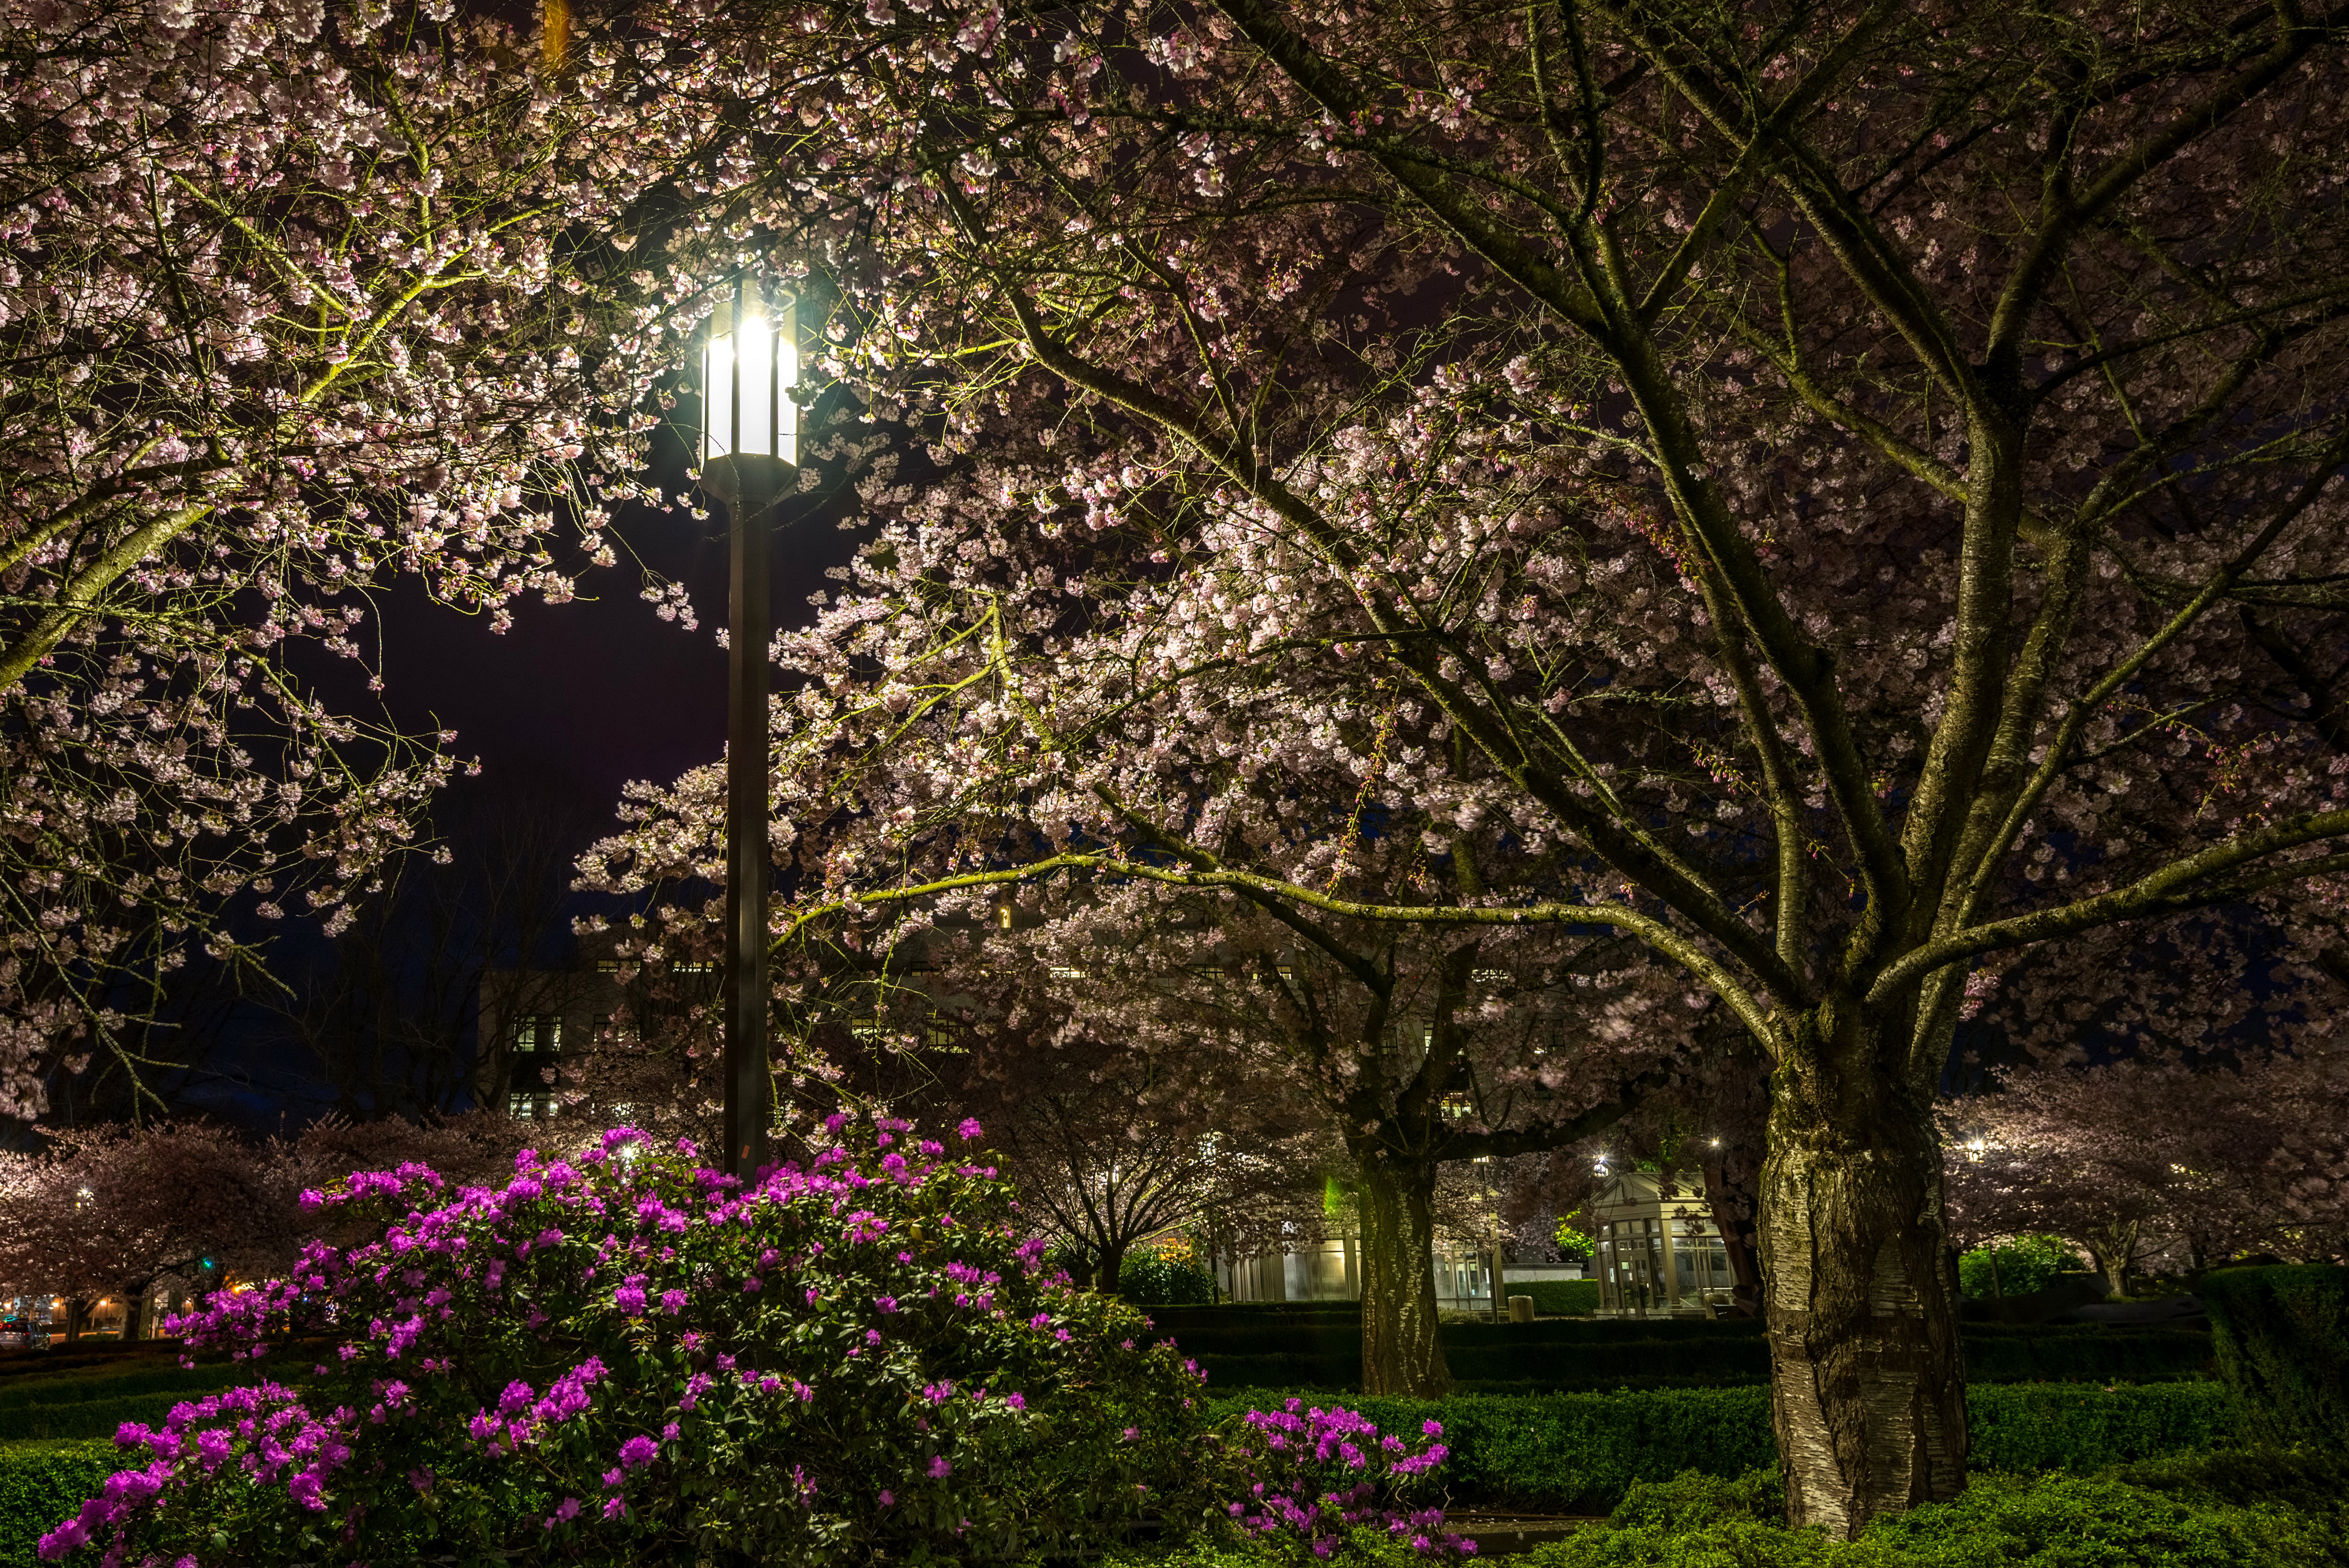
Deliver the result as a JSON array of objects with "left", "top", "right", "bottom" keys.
[{"left": 699, "top": 280, "right": 799, "bottom": 1182}]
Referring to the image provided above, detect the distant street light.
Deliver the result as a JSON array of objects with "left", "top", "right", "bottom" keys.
[{"left": 697, "top": 280, "right": 800, "bottom": 1182}]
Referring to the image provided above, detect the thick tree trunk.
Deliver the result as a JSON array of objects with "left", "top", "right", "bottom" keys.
[
  {"left": 1096, "top": 1239, "right": 1130, "bottom": 1296},
  {"left": 1760, "top": 1009, "right": 1967, "bottom": 1537},
  {"left": 1355, "top": 1150, "right": 1450, "bottom": 1396},
  {"left": 1702, "top": 1151, "right": 1765, "bottom": 1317},
  {"left": 2087, "top": 1222, "right": 2137, "bottom": 1300}
]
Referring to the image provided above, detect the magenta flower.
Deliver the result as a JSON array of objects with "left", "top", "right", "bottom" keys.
[{"left": 928, "top": 1455, "right": 952, "bottom": 1479}]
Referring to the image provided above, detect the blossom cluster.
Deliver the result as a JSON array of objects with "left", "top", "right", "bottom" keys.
[
  {"left": 1223, "top": 1400, "right": 1475, "bottom": 1560},
  {"left": 39, "top": 1114, "right": 1209, "bottom": 1566}
]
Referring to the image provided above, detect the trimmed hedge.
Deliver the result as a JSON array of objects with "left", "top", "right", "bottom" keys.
[
  {"left": 1510, "top": 1460, "right": 2346, "bottom": 1568},
  {"left": 0, "top": 1361, "right": 248, "bottom": 1443},
  {"left": 1162, "top": 1308, "right": 2209, "bottom": 1393},
  {"left": 0, "top": 1391, "right": 220, "bottom": 1444},
  {"left": 0, "top": 1382, "right": 2243, "bottom": 1563},
  {"left": 2201, "top": 1265, "right": 2349, "bottom": 1447},
  {"left": 0, "top": 1443, "right": 117, "bottom": 1568},
  {"left": 1512, "top": 1280, "right": 1601, "bottom": 1316},
  {"left": 1201, "top": 1382, "right": 2233, "bottom": 1514}
]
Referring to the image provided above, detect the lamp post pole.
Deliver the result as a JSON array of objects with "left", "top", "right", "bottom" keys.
[{"left": 700, "top": 281, "right": 798, "bottom": 1184}]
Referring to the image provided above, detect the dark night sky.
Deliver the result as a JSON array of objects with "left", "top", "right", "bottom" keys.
[
  {"left": 152, "top": 458, "right": 871, "bottom": 1124},
  {"left": 373, "top": 461, "right": 867, "bottom": 841}
]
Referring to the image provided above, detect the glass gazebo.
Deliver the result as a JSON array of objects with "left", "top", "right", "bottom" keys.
[{"left": 1591, "top": 1171, "right": 1736, "bottom": 1316}]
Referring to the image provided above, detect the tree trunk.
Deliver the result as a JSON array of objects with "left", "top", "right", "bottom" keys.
[
  {"left": 2089, "top": 1222, "right": 2138, "bottom": 1300},
  {"left": 1702, "top": 1151, "right": 1765, "bottom": 1318},
  {"left": 1354, "top": 1149, "right": 1450, "bottom": 1396},
  {"left": 1760, "top": 1008, "right": 1967, "bottom": 1537},
  {"left": 1096, "top": 1239, "right": 1129, "bottom": 1297}
]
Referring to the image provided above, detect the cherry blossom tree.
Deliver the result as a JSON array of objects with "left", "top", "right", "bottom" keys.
[
  {"left": 529, "top": 0, "right": 2349, "bottom": 1527},
  {"left": 1943, "top": 1047, "right": 2349, "bottom": 1292},
  {"left": 0, "top": 0, "right": 692, "bottom": 1125},
  {"left": 926, "top": 1032, "right": 1324, "bottom": 1296},
  {"left": 0, "top": 1112, "right": 524, "bottom": 1338},
  {"left": 584, "top": 737, "right": 1691, "bottom": 1390}
]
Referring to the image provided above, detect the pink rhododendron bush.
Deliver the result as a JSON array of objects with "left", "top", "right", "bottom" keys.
[
  {"left": 38, "top": 1116, "right": 1211, "bottom": 1566},
  {"left": 1224, "top": 1401, "right": 1472, "bottom": 1561}
]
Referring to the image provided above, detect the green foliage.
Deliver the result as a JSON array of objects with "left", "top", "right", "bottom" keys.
[
  {"left": 1200, "top": 1384, "right": 2233, "bottom": 1515},
  {"left": 1106, "top": 1527, "right": 1442, "bottom": 1568},
  {"left": 1161, "top": 1306, "right": 2207, "bottom": 1392},
  {"left": 1122, "top": 1240, "right": 1218, "bottom": 1305},
  {"left": 1205, "top": 1389, "right": 1777, "bottom": 1515},
  {"left": 0, "top": 1444, "right": 118, "bottom": 1568},
  {"left": 0, "top": 1362, "right": 248, "bottom": 1442},
  {"left": 1965, "top": 1383, "right": 2235, "bottom": 1474},
  {"left": 2199, "top": 1265, "right": 2349, "bottom": 1447},
  {"left": 1958, "top": 1237, "right": 2085, "bottom": 1300},
  {"left": 1115, "top": 1458, "right": 2344, "bottom": 1568},
  {"left": 1517, "top": 1280, "right": 1601, "bottom": 1316},
  {"left": 1959, "top": 1327, "right": 2210, "bottom": 1385},
  {"left": 2112, "top": 1445, "right": 2349, "bottom": 1559},
  {"left": 1554, "top": 1213, "right": 1596, "bottom": 1267},
  {"left": 1516, "top": 1465, "right": 2338, "bottom": 1568}
]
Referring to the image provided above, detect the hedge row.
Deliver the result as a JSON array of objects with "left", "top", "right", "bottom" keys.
[
  {"left": 1177, "top": 1323, "right": 2210, "bottom": 1394},
  {"left": 0, "top": 1381, "right": 2238, "bottom": 1563},
  {"left": 0, "top": 1390, "right": 208, "bottom": 1444},
  {"left": 1510, "top": 1280, "right": 1601, "bottom": 1316},
  {"left": 2201, "top": 1265, "right": 2349, "bottom": 1449},
  {"left": 0, "top": 1442, "right": 117, "bottom": 1568},
  {"left": 1199, "top": 1382, "right": 2236, "bottom": 1514},
  {"left": 0, "top": 1362, "right": 243, "bottom": 1413},
  {"left": 0, "top": 1358, "right": 252, "bottom": 1444}
]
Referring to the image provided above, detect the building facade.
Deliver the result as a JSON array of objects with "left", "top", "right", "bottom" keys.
[{"left": 1215, "top": 1230, "right": 1571, "bottom": 1312}]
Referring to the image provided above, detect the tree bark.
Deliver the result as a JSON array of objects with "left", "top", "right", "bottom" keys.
[
  {"left": 1760, "top": 1007, "right": 1967, "bottom": 1537},
  {"left": 1702, "top": 1150, "right": 1765, "bottom": 1317},
  {"left": 1097, "top": 1238, "right": 1130, "bottom": 1297},
  {"left": 1354, "top": 1148, "right": 1450, "bottom": 1396}
]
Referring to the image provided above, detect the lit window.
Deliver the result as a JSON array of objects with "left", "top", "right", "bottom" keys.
[{"left": 512, "top": 1015, "right": 563, "bottom": 1054}]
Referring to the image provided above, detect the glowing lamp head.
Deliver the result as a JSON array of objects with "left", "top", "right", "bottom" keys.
[{"left": 702, "top": 283, "right": 799, "bottom": 467}]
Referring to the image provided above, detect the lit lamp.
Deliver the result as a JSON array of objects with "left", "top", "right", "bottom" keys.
[{"left": 698, "top": 280, "right": 800, "bottom": 1182}]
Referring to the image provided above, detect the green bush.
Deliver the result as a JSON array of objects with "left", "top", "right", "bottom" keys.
[
  {"left": 1200, "top": 1383, "right": 2234, "bottom": 1514},
  {"left": 2200, "top": 1265, "right": 2349, "bottom": 1447},
  {"left": 1122, "top": 1246, "right": 1218, "bottom": 1305},
  {"left": 1960, "top": 1326, "right": 2210, "bottom": 1384},
  {"left": 1514, "top": 1466, "right": 2342, "bottom": 1568},
  {"left": 1515, "top": 1280, "right": 1601, "bottom": 1316},
  {"left": 1958, "top": 1236, "right": 2085, "bottom": 1300},
  {"left": 1109, "top": 1458, "right": 2344, "bottom": 1568},
  {"left": 1168, "top": 1309, "right": 2207, "bottom": 1393},
  {"left": 1966, "top": 1381, "right": 2233, "bottom": 1472},
  {"left": 0, "top": 1444, "right": 118, "bottom": 1568},
  {"left": 0, "top": 1362, "right": 251, "bottom": 1443},
  {"left": 0, "top": 1362, "right": 241, "bottom": 1412},
  {"left": 2114, "top": 1443, "right": 2349, "bottom": 1542},
  {"left": 0, "top": 1391, "right": 219, "bottom": 1444}
]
